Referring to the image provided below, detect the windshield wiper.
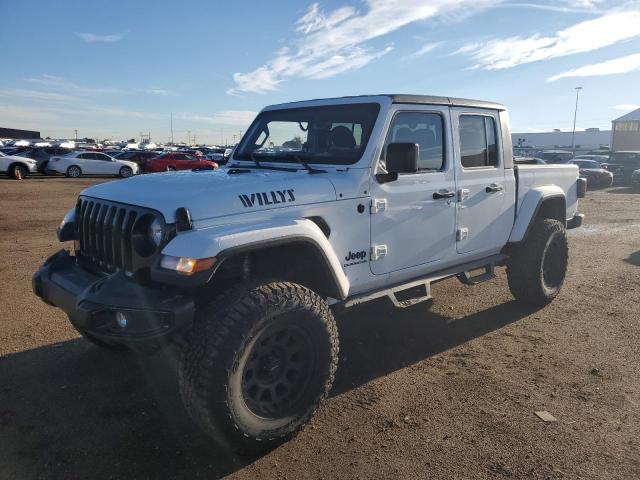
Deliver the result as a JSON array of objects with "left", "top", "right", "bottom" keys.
[{"left": 290, "top": 154, "right": 326, "bottom": 174}]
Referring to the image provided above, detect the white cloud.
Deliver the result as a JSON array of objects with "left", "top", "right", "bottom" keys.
[
  {"left": 404, "top": 41, "right": 445, "bottom": 59},
  {"left": 140, "top": 88, "right": 175, "bottom": 97},
  {"left": 177, "top": 110, "right": 258, "bottom": 126},
  {"left": 613, "top": 103, "right": 640, "bottom": 111},
  {"left": 228, "top": 0, "right": 498, "bottom": 94},
  {"left": 457, "top": 9, "right": 640, "bottom": 70},
  {"left": 0, "top": 88, "right": 81, "bottom": 103},
  {"left": 548, "top": 52, "right": 640, "bottom": 81},
  {"left": 76, "top": 32, "right": 127, "bottom": 43}
]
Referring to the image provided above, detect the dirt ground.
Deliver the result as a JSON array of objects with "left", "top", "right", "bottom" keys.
[{"left": 0, "top": 176, "right": 639, "bottom": 480}]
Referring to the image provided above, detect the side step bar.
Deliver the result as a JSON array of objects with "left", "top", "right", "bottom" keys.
[
  {"left": 456, "top": 263, "right": 496, "bottom": 285},
  {"left": 340, "top": 254, "right": 507, "bottom": 309}
]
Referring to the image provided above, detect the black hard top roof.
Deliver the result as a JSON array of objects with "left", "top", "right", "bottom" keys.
[
  {"left": 267, "top": 94, "right": 506, "bottom": 111},
  {"left": 386, "top": 94, "right": 506, "bottom": 111}
]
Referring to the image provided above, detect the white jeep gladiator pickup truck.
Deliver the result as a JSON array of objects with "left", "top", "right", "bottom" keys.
[{"left": 33, "top": 94, "right": 585, "bottom": 451}]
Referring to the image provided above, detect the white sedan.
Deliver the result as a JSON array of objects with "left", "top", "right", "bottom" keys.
[
  {"left": 48, "top": 151, "right": 140, "bottom": 178},
  {"left": 0, "top": 151, "right": 38, "bottom": 179}
]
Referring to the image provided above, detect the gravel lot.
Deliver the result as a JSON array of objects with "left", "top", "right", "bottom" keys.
[{"left": 1, "top": 176, "right": 639, "bottom": 479}]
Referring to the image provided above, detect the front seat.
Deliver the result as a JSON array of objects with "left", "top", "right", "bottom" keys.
[{"left": 329, "top": 126, "right": 356, "bottom": 149}]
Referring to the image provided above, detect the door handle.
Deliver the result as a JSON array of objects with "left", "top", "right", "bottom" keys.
[
  {"left": 433, "top": 190, "right": 455, "bottom": 200},
  {"left": 485, "top": 184, "right": 503, "bottom": 193}
]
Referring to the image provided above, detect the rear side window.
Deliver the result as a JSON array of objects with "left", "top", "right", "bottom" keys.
[
  {"left": 386, "top": 112, "right": 444, "bottom": 171},
  {"left": 459, "top": 115, "right": 499, "bottom": 168}
]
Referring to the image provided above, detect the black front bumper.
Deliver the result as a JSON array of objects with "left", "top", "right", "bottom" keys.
[{"left": 33, "top": 250, "right": 195, "bottom": 348}]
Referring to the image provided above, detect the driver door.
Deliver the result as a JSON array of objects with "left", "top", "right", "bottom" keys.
[{"left": 369, "top": 106, "right": 457, "bottom": 275}]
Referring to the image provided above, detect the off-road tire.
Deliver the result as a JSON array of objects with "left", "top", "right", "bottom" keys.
[
  {"left": 10, "top": 164, "right": 28, "bottom": 180},
  {"left": 178, "top": 281, "right": 338, "bottom": 453},
  {"left": 119, "top": 166, "right": 133, "bottom": 178},
  {"left": 507, "top": 218, "right": 568, "bottom": 306},
  {"left": 66, "top": 165, "right": 81, "bottom": 178}
]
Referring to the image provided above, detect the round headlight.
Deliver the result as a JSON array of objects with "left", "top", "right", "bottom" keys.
[{"left": 149, "top": 217, "right": 163, "bottom": 246}]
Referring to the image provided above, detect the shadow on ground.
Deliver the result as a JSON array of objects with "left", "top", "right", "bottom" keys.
[
  {"left": 625, "top": 250, "right": 640, "bottom": 266},
  {"left": 606, "top": 186, "right": 639, "bottom": 194},
  {"left": 0, "top": 299, "right": 534, "bottom": 480}
]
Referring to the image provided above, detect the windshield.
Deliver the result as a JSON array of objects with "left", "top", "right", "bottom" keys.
[{"left": 236, "top": 103, "right": 380, "bottom": 165}]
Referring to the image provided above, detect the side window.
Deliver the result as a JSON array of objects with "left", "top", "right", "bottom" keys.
[
  {"left": 95, "top": 153, "right": 110, "bottom": 161},
  {"left": 459, "top": 115, "right": 499, "bottom": 168},
  {"left": 77, "top": 153, "right": 92, "bottom": 159},
  {"left": 386, "top": 112, "right": 444, "bottom": 171}
]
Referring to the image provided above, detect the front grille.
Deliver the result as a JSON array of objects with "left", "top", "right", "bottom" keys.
[{"left": 75, "top": 197, "right": 164, "bottom": 273}]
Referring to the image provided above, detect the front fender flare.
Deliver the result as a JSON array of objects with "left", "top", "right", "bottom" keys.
[
  {"left": 508, "top": 186, "right": 565, "bottom": 244},
  {"left": 158, "top": 218, "right": 349, "bottom": 299}
]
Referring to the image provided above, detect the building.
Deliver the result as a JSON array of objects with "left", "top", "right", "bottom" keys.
[
  {"left": 0, "top": 127, "right": 41, "bottom": 140},
  {"left": 611, "top": 108, "right": 640, "bottom": 151},
  {"left": 512, "top": 129, "right": 610, "bottom": 151}
]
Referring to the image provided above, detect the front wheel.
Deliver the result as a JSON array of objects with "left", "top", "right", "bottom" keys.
[
  {"left": 119, "top": 166, "right": 133, "bottom": 178},
  {"left": 10, "top": 164, "right": 28, "bottom": 180},
  {"left": 507, "top": 218, "right": 568, "bottom": 306},
  {"left": 179, "top": 281, "right": 338, "bottom": 453}
]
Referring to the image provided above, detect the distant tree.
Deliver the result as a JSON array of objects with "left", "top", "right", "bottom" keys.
[
  {"left": 282, "top": 136, "right": 303, "bottom": 149},
  {"left": 127, "top": 138, "right": 136, "bottom": 143},
  {"left": 45, "top": 136, "right": 51, "bottom": 140}
]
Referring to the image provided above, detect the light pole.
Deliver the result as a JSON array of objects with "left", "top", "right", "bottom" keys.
[{"left": 571, "top": 86, "right": 583, "bottom": 152}]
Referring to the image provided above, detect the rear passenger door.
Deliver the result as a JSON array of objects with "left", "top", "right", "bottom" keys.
[{"left": 453, "top": 109, "right": 513, "bottom": 256}]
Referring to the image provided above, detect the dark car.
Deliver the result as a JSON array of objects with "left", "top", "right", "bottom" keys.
[
  {"left": 601, "top": 151, "right": 640, "bottom": 185},
  {"left": 17, "top": 147, "right": 72, "bottom": 173},
  {"left": 144, "top": 152, "right": 218, "bottom": 172},
  {"left": 540, "top": 150, "right": 574, "bottom": 164},
  {"left": 112, "top": 150, "right": 160, "bottom": 169},
  {"left": 572, "top": 159, "right": 613, "bottom": 189}
]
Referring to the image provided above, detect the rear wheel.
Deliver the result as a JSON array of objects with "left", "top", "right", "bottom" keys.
[
  {"left": 10, "top": 164, "right": 28, "bottom": 180},
  {"left": 179, "top": 281, "right": 338, "bottom": 453},
  {"left": 507, "top": 218, "right": 568, "bottom": 306},
  {"left": 119, "top": 166, "right": 133, "bottom": 178},
  {"left": 66, "top": 165, "right": 82, "bottom": 178}
]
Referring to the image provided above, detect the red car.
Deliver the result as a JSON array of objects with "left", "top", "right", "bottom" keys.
[{"left": 144, "top": 152, "right": 218, "bottom": 173}]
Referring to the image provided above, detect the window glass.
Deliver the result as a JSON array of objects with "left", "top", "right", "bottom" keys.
[
  {"left": 459, "top": 116, "right": 487, "bottom": 168},
  {"left": 236, "top": 103, "right": 380, "bottom": 165},
  {"left": 460, "top": 115, "right": 499, "bottom": 168},
  {"left": 386, "top": 112, "right": 444, "bottom": 171},
  {"left": 485, "top": 117, "right": 497, "bottom": 166},
  {"left": 77, "top": 153, "right": 92, "bottom": 159},
  {"left": 95, "top": 153, "right": 110, "bottom": 161}
]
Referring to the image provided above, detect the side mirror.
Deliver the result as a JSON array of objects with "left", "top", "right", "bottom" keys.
[{"left": 386, "top": 143, "right": 419, "bottom": 174}]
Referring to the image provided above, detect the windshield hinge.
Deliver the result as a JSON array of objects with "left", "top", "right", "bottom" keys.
[{"left": 371, "top": 198, "right": 387, "bottom": 214}]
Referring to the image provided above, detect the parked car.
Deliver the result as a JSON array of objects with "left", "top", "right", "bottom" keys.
[
  {"left": 574, "top": 154, "right": 609, "bottom": 164},
  {"left": 111, "top": 150, "right": 159, "bottom": 168},
  {"left": 572, "top": 159, "right": 613, "bottom": 189},
  {"left": 631, "top": 169, "right": 640, "bottom": 190},
  {"left": 48, "top": 151, "right": 140, "bottom": 178},
  {"left": 0, "top": 151, "right": 38, "bottom": 179},
  {"left": 601, "top": 151, "right": 640, "bottom": 185},
  {"left": 34, "top": 94, "right": 585, "bottom": 452},
  {"left": 16, "top": 146, "right": 72, "bottom": 173},
  {"left": 144, "top": 152, "right": 218, "bottom": 172},
  {"left": 515, "top": 156, "right": 546, "bottom": 165},
  {"left": 540, "top": 150, "right": 573, "bottom": 163}
]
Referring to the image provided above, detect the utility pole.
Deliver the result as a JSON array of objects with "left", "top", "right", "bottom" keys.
[
  {"left": 571, "top": 86, "right": 583, "bottom": 152},
  {"left": 170, "top": 112, "right": 174, "bottom": 145},
  {"left": 74, "top": 129, "right": 78, "bottom": 141}
]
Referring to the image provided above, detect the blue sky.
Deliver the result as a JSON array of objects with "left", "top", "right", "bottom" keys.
[{"left": 1, "top": 0, "right": 639, "bottom": 143}]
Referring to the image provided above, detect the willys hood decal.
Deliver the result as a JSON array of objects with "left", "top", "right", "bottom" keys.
[{"left": 81, "top": 169, "right": 337, "bottom": 222}]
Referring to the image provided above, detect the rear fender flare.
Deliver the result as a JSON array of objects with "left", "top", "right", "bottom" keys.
[{"left": 508, "top": 186, "right": 566, "bottom": 244}]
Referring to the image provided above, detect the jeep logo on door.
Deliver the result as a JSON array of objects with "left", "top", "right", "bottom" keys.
[
  {"left": 343, "top": 250, "right": 367, "bottom": 267},
  {"left": 238, "top": 189, "right": 295, "bottom": 208}
]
